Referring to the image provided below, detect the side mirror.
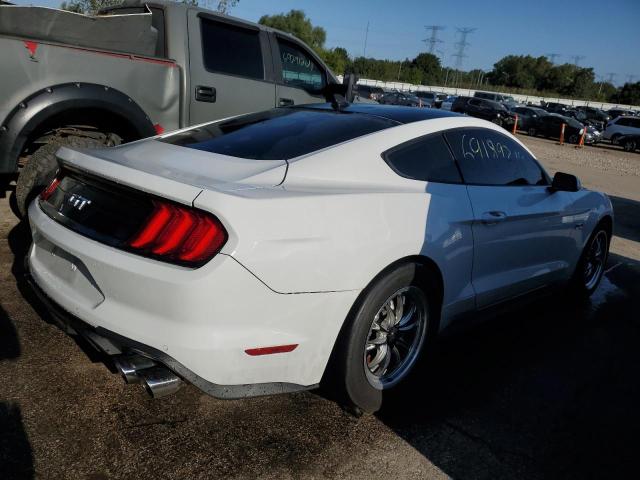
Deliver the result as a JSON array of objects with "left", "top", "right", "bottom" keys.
[
  {"left": 550, "top": 172, "right": 581, "bottom": 192},
  {"left": 342, "top": 73, "right": 359, "bottom": 103}
]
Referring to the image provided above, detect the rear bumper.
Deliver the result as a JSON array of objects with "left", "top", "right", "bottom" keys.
[
  {"left": 24, "top": 265, "right": 313, "bottom": 399},
  {"left": 27, "top": 200, "right": 359, "bottom": 393}
]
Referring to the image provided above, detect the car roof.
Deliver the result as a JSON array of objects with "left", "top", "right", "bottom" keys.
[{"left": 297, "top": 103, "right": 461, "bottom": 124}]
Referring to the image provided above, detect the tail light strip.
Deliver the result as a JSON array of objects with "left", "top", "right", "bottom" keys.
[{"left": 128, "top": 200, "right": 227, "bottom": 266}]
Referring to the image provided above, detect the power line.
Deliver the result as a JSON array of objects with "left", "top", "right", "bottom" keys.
[
  {"left": 451, "top": 27, "right": 476, "bottom": 71},
  {"left": 545, "top": 53, "right": 561, "bottom": 64},
  {"left": 423, "top": 25, "right": 445, "bottom": 54},
  {"left": 570, "top": 54, "right": 585, "bottom": 66},
  {"left": 606, "top": 72, "right": 617, "bottom": 84},
  {"left": 626, "top": 74, "right": 637, "bottom": 84}
]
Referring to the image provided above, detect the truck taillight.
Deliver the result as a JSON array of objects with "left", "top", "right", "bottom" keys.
[
  {"left": 128, "top": 200, "right": 227, "bottom": 267},
  {"left": 39, "top": 174, "right": 63, "bottom": 201}
]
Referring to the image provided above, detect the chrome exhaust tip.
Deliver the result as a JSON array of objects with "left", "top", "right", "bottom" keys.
[
  {"left": 137, "top": 366, "right": 183, "bottom": 398},
  {"left": 113, "top": 355, "right": 156, "bottom": 384}
]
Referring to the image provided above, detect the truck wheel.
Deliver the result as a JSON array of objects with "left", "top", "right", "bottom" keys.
[{"left": 15, "top": 133, "right": 118, "bottom": 217}]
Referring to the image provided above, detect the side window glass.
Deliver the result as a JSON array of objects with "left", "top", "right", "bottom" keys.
[
  {"left": 444, "top": 129, "right": 547, "bottom": 186},
  {"left": 384, "top": 134, "right": 462, "bottom": 183},
  {"left": 277, "top": 39, "right": 326, "bottom": 92},
  {"left": 200, "top": 18, "right": 264, "bottom": 80}
]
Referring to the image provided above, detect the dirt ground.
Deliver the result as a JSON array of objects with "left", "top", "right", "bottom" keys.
[{"left": 1, "top": 136, "right": 639, "bottom": 480}]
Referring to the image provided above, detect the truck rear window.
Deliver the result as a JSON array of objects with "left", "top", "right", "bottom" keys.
[{"left": 161, "top": 108, "right": 398, "bottom": 160}]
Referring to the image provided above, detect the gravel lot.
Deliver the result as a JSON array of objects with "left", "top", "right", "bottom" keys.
[{"left": 1, "top": 136, "right": 639, "bottom": 480}]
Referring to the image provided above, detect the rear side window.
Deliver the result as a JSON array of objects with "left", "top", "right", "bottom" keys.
[
  {"left": 277, "top": 38, "right": 326, "bottom": 92},
  {"left": 200, "top": 18, "right": 264, "bottom": 80},
  {"left": 444, "top": 128, "right": 548, "bottom": 186},
  {"left": 384, "top": 134, "right": 462, "bottom": 183},
  {"left": 161, "top": 108, "right": 396, "bottom": 160}
]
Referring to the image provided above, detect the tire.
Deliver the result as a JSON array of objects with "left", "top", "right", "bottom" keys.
[
  {"left": 326, "top": 263, "right": 438, "bottom": 414},
  {"left": 15, "top": 134, "right": 114, "bottom": 217},
  {"left": 568, "top": 134, "right": 579, "bottom": 144},
  {"left": 569, "top": 225, "right": 610, "bottom": 297},
  {"left": 491, "top": 117, "right": 503, "bottom": 127},
  {"left": 622, "top": 139, "right": 636, "bottom": 152},
  {"left": 610, "top": 133, "right": 621, "bottom": 145},
  {"left": 528, "top": 127, "right": 537, "bottom": 137}
]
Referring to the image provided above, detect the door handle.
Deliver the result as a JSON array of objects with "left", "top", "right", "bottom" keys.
[
  {"left": 279, "top": 98, "right": 294, "bottom": 107},
  {"left": 195, "top": 85, "right": 216, "bottom": 103},
  {"left": 481, "top": 211, "right": 507, "bottom": 224}
]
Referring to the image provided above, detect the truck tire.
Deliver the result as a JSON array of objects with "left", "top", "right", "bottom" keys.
[{"left": 15, "top": 133, "right": 117, "bottom": 217}]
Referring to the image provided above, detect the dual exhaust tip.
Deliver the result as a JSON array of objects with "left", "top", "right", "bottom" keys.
[{"left": 113, "top": 355, "right": 182, "bottom": 398}]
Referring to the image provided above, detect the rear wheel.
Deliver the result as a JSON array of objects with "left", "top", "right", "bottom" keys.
[
  {"left": 528, "top": 127, "right": 537, "bottom": 137},
  {"left": 326, "top": 263, "right": 437, "bottom": 413},
  {"left": 568, "top": 134, "right": 579, "bottom": 144},
  {"left": 570, "top": 226, "right": 610, "bottom": 297}
]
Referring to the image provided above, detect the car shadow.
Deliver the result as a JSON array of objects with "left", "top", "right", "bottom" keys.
[
  {"left": 609, "top": 195, "right": 640, "bottom": 243},
  {"left": 0, "top": 304, "right": 35, "bottom": 480},
  {"left": 376, "top": 253, "right": 640, "bottom": 479}
]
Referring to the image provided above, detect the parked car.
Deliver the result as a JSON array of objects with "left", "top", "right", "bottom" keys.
[
  {"left": 0, "top": 0, "right": 343, "bottom": 216},
  {"left": 532, "top": 114, "right": 587, "bottom": 144},
  {"left": 542, "top": 102, "right": 571, "bottom": 115},
  {"left": 574, "top": 106, "right": 609, "bottom": 130},
  {"left": 26, "top": 102, "right": 613, "bottom": 413},
  {"left": 458, "top": 97, "right": 517, "bottom": 128},
  {"left": 474, "top": 91, "right": 518, "bottom": 109},
  {"left": 607, "top": 108, "right": 633, "bottom": 120},
  {"left": 414, "top": 91, "right": 447, "bottom": 108},
  {"left": 618, "top": 134, "right": 640, "bottom": 152},
  {"left": 378, "top": 91, "right": 421, "bottom": 107},
  {"left": 451, "top": 96, "right": 472, "bottom": 113},
  {"left": 356, "top": 84, "right": 385, "bottom": 101},
  {"left": 512, "top": 106, "right": 547, "bottom": 134},
  {"left": 603, "top": 115, "right": 640, "bottom": 143},
  {"left": 440, "top": 95, "right": 457, "bottom": 111}
]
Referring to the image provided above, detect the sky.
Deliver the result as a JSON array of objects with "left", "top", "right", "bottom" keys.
[{"left": 12, "top": 0, "right": 640, "bottom": 85}]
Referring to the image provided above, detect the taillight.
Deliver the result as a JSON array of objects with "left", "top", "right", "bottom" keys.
[
  {"left": 39, "top": 173, "right": 63, "bottom": 201},
  {"left": 127, "top": 200, "right": 227, "bottom": 267}
]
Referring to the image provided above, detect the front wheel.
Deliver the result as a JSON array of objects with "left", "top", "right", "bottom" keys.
[
  {"left": 622, "top": 139, "right": 637, "bottom": 152},
  {"left": 528, "top": 127, "right": 537, "bottom": 137},
  {"left": 325, "top": 263, "right": 437, "bottom": 413},
  {"left": 570, "top": 226, "right": 610, "bottom": 297}
]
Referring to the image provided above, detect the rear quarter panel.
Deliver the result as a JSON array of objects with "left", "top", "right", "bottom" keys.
[{"left": 0, "top": 36, "right": 182, "bottom": 131}]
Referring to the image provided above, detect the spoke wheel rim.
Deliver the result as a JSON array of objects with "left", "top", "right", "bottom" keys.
[
  {"left": 363, "top": 286, "right": 428, "bottom": 389},
  {"left": 584, "top": 231, "right": 607, "bottom": 290}
]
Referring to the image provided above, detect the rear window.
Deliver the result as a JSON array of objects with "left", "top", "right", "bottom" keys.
[
  {"left": 161, "top": 108, "right": 397, "bottom": 160},
  {"left": 200, "top": 18, "right": 264, "bottom": 80}
]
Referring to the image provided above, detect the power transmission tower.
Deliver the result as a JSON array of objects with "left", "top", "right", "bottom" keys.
[
  {"left": 545, "top": 53, "right": 561, "bottom": 64},
  {"left": 570, "top": 55, "right": 585, "bottom": 66},
  {"left": 606, "top": 72, "right": 617, "bottom": 84},
  {"left": 423, "top": 25, "right": 445, "bottom": 54},
  {"left": 626, "top": 74, "right": 637, "bottom": 84},
  {"left": 451, "top": 27, "right": 476, "bottom": 71}
]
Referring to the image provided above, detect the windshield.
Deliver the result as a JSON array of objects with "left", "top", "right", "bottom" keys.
[{"left": 160, "top": 108, "right": 398, "bottom": 160}]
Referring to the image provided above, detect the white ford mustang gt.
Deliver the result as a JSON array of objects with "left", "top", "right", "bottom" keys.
[{"left": 27, "top": 103, "right": 613, "bottom": 412}]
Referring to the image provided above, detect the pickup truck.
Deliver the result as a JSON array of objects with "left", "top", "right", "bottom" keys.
[{"left": 0, "top": 0, "right": 343, "bottom": 215}]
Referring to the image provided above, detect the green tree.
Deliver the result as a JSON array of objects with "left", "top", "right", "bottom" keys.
[
  {"left": 259, "top": 10, "right": 326, "bottom": 52},
  {"left": 411, "top": 53, "right": 441, "bottom": 84},
  {"left": 615, "top": 81, "right": 640, "bottom": 105},
  {"left": 321, "top": 47, "right": 350, "bottom": 75}
]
